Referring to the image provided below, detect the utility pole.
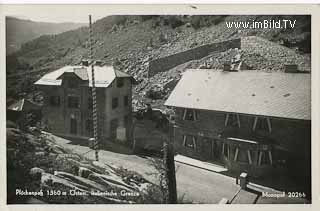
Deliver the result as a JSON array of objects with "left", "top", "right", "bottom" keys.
[
  {"left": 163, "top": 121, "right": 177, "bottom": 203},
  {"left": 89, "top": 15, "right": 99, "bottom": 161}
]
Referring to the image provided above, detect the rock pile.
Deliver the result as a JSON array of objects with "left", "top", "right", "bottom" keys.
[{"left": 7, "top": 126, "right": 154, "bottom": 204}]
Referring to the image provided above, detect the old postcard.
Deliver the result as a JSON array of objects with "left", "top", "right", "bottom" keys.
[{"left": 1, "top": 4, "right": 319, "bottom": 210}]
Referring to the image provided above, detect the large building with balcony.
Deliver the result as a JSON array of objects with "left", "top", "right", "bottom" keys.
[
  {"left": 165, "top": 69, "right": 311, "bottom": 179},
  {"left": 34, "top": 63, "right": 135, "bottom": 143}
]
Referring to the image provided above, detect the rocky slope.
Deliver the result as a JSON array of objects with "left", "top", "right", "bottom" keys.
[{"left": 6, "top": 15, "right": 311, "bottom": 109}]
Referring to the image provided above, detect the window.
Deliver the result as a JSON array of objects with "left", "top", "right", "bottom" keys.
[
  {"left": 112, "top": 97, "right": 118, "bottom": 109},
  {"left": 237, "top": 148, "right": 249, "bottom": 163},
  {"left": 258, "top": 150, "right": 272, "bottom": 165},
  {"left": 124, "top": 95, "right": 129, "bottom": 107},
  {"left": 253, "top": 117, "right": 272, "bottom": 132},
  {"left": 68, "top": 96, "right": 80, "bottom": 108},
  {"left": 70, "top": 118, "right": 77, "bottom": 134},
  {"left": 50, "top": 96, "right": 60, "bottom": 106},
  {"left": 88, "top": 97, "right": 93, "bottom": 109},
  {"left": 225, "top": 113, "right": 240, "bottom": 128},
  {"left": 182, "top": 135, "right": 197, "bottom": 150},
  {"left": 68, "top": 78, "right": 79, "bottom": 89},
  {"left": 182, "top": 109, "right": 198, "bottom": 121},
  {"left": 222, "top": 143, "right": 230, "bottom": 158},
  {"left": 117, "top": 78, "right": 124, "bottom": 88}
]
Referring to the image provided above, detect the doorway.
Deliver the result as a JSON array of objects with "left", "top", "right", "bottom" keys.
[
  {"left": 110, "top": 118, "right": 119, "bottom": 140},
  {"left": 70, "top": 118, "right": 77, "bottom": 135}
]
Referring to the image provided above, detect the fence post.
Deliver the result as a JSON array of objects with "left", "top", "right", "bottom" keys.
[{"left": 163, "top": 122, "right": 177, "bottom": 204}]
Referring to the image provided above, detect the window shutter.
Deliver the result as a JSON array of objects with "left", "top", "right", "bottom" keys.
[
  {"left": 193, "top": 110, "right": 198, "bottom": 121},
  {"left": 182, "top": 109, "right": 187, "bottom": 120},
  {"left": 266, "top": 118, "right": 272, "bottom": 133},
  {"left": 192, "top": 136, "right": 197, "bottom": 150},
  {"left": 253, "top": 116, "right": 258, "bottom": 131},
  {"left": 247, "top": 150, "right": 252, "bottom": 164},
  {"left": 224, "top": 114, "right": 230, "bottom": 127},
  {"left": 236, "top": 114, "right": 241, "bottom": 128},
  {"left": 182, "top": 135, "right": 186, "bottom": 146}
]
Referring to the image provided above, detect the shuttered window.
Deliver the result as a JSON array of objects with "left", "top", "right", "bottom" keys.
[
  {"left": 50, "top": 96, "right": 60, "bottom": 106},
  {"left": 182, "top": 109, "right": 198, "bottom": 121},
  {"left": 182, "top": 135, "right": 197, "bottom": 150}
]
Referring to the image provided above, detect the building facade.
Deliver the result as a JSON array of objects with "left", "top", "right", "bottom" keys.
[
  {"left": 35, "top": 64, "right": 135, "bottom": 143},
  {"left": 165, "top": 69, "right": 311, "bottom": 178}
]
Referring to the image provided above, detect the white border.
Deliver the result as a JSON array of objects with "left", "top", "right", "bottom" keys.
[{"left": 1, "top": 3, "right": 319, "bottom": 211}]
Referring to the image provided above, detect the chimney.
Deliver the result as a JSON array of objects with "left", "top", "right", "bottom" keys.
[
  {"left": 284, "top": 64, "right": 299, "bottom": 73},
  {"left": 81, "top": 59, "right": 89, "bottom": 66}
]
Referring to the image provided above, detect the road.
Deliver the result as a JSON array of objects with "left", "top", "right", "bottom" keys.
[{"left": 53, "top": 135, "right": 240, "bottom": 204}]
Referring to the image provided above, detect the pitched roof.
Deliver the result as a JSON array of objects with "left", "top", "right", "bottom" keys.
[
  {"left": 34, "top": 65, "right": 133, "bottom": 87},
  {"left": 165, "top": 69, "right": 311, "bottom": 120}
]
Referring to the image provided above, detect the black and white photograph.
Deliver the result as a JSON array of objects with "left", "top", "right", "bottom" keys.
[{"left": 3, "top": 4, "right": 316, "bottom": 205}]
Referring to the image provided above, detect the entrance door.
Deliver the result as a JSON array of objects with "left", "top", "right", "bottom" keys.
[
  {"left": 70, "top": 118, "right": 77, "bottom": 134},
  {"left": 110, "top": 119, "right": 119, "bottom": 140}
]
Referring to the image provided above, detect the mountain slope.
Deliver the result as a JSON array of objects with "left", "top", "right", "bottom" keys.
[
  {"left": 6, "top": 17, "right": 86, "bottom": 54},
  {"left": 6, "top": 15, "right": 311, "bottom": 107}
]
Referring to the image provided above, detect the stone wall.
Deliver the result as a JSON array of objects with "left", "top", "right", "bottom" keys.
[
  {"left": 148, "top": 38, "right": 241, "bottom": 77},
  {"left": 148, "top": 36, "right": 311, "bottom": 77}
]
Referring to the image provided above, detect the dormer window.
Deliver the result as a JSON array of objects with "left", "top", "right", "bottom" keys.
[
  {"left": 225, "top": 113, "right": 241, "bottom": 128},
  {"left": 253, "top": 117, "right": 272, "bottom": 133},
  {"left": 68, "top": 78, "right": 79, "bottom": 89},
  {"left": 182, "top": 109, "right": 198, "bottom": 121},
  {"left": 68, "top": 96, "right": 80, "bottom": 108}
]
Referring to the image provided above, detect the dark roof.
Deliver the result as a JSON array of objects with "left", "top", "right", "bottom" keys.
[
  {"left": 7, "top": 99, "right": 41, "bottom": 112},
  {"left": 115, "top": 69, "right": 137, "bottom": 84},
  {"left": 165, "top": 69, "right": 311, "bottom": 120},
  {"left": 115, "top": 69, "right": 131, "bottom": 77}
]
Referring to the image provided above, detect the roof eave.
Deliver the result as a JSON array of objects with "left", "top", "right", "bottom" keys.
[{"left": 165, "top": 104, "right": 311, "bottom": 121}]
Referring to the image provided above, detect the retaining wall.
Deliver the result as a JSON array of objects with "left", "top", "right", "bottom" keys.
[
  {"left": 148, "top": 38, "right": 241, "bottom": 77},
  {"left": 148, "top": 36, "right": 311, "bottom": 77}
]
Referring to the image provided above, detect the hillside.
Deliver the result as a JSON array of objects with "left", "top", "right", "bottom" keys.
[
  {"left": 6, "top": 17, "right": 86, "bottom": 54},
  {"left": 6, "top": 15, "right": 311, "bottom": 109},
  {"left": 7, "top": 125, "right": 166, "bottom": 204}
]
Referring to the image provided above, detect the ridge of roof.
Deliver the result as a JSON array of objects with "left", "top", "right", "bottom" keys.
[{"left": 34, "top": 65, "right": 132, "bottom": 88}]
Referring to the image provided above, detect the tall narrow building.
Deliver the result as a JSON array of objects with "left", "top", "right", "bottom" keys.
[{"left": 35, "top": 63, "right": 135, "bottom": 144}]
